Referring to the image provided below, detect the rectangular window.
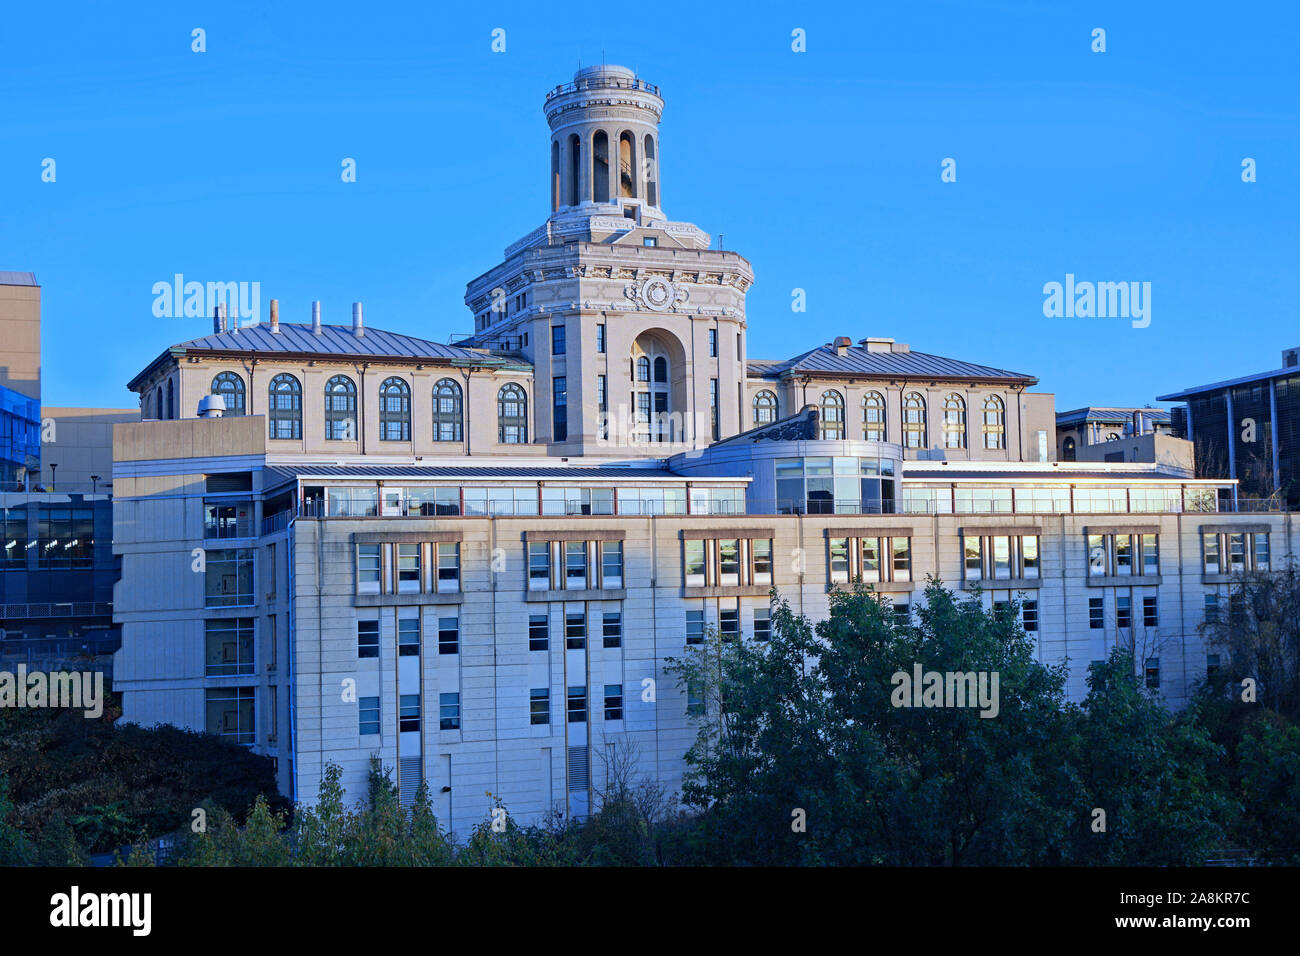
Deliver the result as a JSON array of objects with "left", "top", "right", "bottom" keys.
[
  {"left": 357, "top": 544, "right": 380, "bottom": 591},
  {"left": 529, "top": 614, "right": 549, "bottom": 651},
  {"left": 529, "top": 541, "right": 550, "bottom": 590},
  {"left": 399, "top": 694, "right": 420, "bottom": 733},
  {"left": 1143, "top": 596, "right": 1158, "bottom": 628},
  {"left": 1022, "top": 600, "right": 1038, "bottom": 633},
  {"left": 359, "top": 696, "right": 380, "bottom": 736},
  {"left": 860, "top": 537, "right": 881, "bottom": 582},
  {"left": 602, "top": 611, "right": 622, "bottom": 648},
  {"left": 686, "top": 681, "right": 705, "bottom": 716},
  {"left": 754, "top": 606, "right": 772, "bottom": 640},
  {"left": 436, "top": 543, "right": 460, "bottom": 592},
  {"left": 1254, "top": 532, "right": 1270, "bottom": 571},
  {"left": 565, "top": 610, "right": 586, "bottom": 649},
  {"left": 551, "top": 324, "right": 566, "bottom": 355},
  {"left": 1145, "top": 657, "right": 1160, "bottom": 689},
  {"left": 438, "top": 616, "right": 459, "bottom": 655},
  {"left": 893, "top": 602, "right": 910, "bottom": 627},
  {"left": 1087, "top": 535, "right": 1108, "bottom": 577},
  {"left": 604, "top": 684, "right": 623, "bottom": 721},
  {"left": 684, "top": 539, "right": 706, "bottom": 587},
  {"left": 205, "top": 619, "right": 254, "bottom": 676},
  {"left": 1229, "top": 533, "right": 1246, "bottom": 573},
  {"left": 398, "top": 617, "right": 419, "bottom": 656},
  {"left": 1206, "top": 653, "right": 1221, "bottom": 678},
  {"left": 1088, "top": 596, "right": 1104, "bottom": 629},
  {"left": 357, "top": 619, "right": 379, "bottom": 659},
  {"left": 530, "top": 688, "right": 550, "bottom": 725},
  {"left": 964, "top": 536, "right": 983, "bottom": 580},
  {"left": 601, "top": 541, "right": 623, "bottom": 588},
  {"left": 205, "top": 548, "right": 255, "bottom": 607},
  {"left": 1115, "top": 534, "right": 1133, "bottom": 575},
  {"left": 719, "top": 539, "right": 740, "bottom": 586},
  {"left": 552, "top": 376, "right": 568, "bottom": 442},
  {"left": 1230, "top": 592, "right": 1245, "bottom": 623},
  {"left": 397, "top": 543, "right": 421, "bottom": 592},
  {"left": 1117, "top": 596, "right": 1132, "bottom": 629},
  {"left": 1022, "top": 536, "right": 1040, "bottom": 579},
  {"left": 710, "top": 378, "right": 719, "bottom": 441},
  {"left": 992, "top": 536, "right": 1011, "bottom": 580},
  {"left": 565, "top": 541, "right": 587, "bottom": 588},
  {"left": 686, "top": 608, "right": 705, "bottom": 645},
  {"left": 439, "top": 693, "right": 461, "bottom": 730},
  {"left": 596, "top": 323, "right": 606, "bottom": 353},
  {"left": 719, "top": 607, "right": 739, "bottom": 642},
  {"left": 751, "top": 538, "right": 773, "bottom": 584},
  {"left": 1203, "top": 533, "right": 1221, "bottom": 574},
  {"left": 892, "top": 537, "right": 912, "bottom": 582},
  {"left": 708, "top": 328, "right": 718, "bottom": 357},
  {"left": 829, "top": 537, "right": 850, "bottom": 583},
  {"left": 1141, "top": 534, "right": 1159, "bottom": 576},
  {"left": 567, "top": 686, "right": 587, "bottom": 723}
]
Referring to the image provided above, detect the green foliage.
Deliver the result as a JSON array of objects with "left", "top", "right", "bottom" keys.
[{"left": 0, "top": 703, "right": 282, "bottom": 856}]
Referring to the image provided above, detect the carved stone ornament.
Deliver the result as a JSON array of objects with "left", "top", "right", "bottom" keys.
[{"left": 625, "top": 276, "right": 689, "bottom": 313}]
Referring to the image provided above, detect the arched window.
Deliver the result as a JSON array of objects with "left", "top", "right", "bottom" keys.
[
  {"left": 982, "top": 395, "right": 1006, "bottom": 449},
  {"left": 653, "top": 356, "right": 668, "bottom": 383},
  {"left": 378, "top": 377, "right": 411, "bottom": 441},
  {"left": 902, "top": 392, "right": 927, "bottom": 449},
  {"left": 267, "top": 374, "right": 302, "bottom": 440},
  {"left": 636, "top": 356, "right": 650, "bottom": 382},
  {"left": 1105, "top": 432, "right": 1120, "bottom": 442},
  {"left": 592, "top": 130, "right": 610, "bottom": 204},
  {"left": 498, "top": 384, "right": 528, "bottom": 444},
  {"left": 619, "top": 131, "right": 636, "bottom": 198},
  {"left": 644, "top": 135, "right": 658, "bottom": 207},
  {"left": 753, "top": 390, "right": 778, "bottom": 425},
  {"left": 166, "top": 379, "right": 175, "bottom": 420},
  {"left": 211, "top": 372, "right": 245, "bottom": 417},
  {"left": 942, "top": 393, "right": 967, "bottom": 449},
  {"left": 324, "top": 375, "right": 357, "bottom": 441},
  {"left": 862, "top": 390, "right": 886, "bottom": 441},
  {"left": 819, "top": 389, "right": 845, "bottom": 440},
  {"left": 153, "top": 386, "right": 162, "bottom": 420},
  {"left": 568, "top": 133, "right": 581, "bottom": 206},
  {"left": 433, "top": 378, "right": 463, "bottom": 441},
  {"left": 1062, "top": 436, "right": 1077, "bottom": 461}
]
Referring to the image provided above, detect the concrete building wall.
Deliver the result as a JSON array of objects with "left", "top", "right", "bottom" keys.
[
  {"left": 0, "top": 276, "right": 40, "bottom": 402},
  {"left": 40, "top": 407, "right": 139, "bottom": 493}
]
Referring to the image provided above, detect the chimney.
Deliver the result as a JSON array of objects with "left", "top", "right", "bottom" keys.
[
  {"left": 1132, "top": 410, "right": 1145, "bottom": 436},
  {"left": 217, "top": 303, "right": 229, "bottom": 333},
  {"left": 833, "top": 336, "right": 851, "bottom": 355},
  {"left": 213, "top": 306, "right": 223, "bottom": 335},
  {"left": 269, "top": 298, "right": 280, "bottom": 334},
  {"left": 311, "top": 301, "right": 322, "bottom": 335},
  {"left": 352, "top": 302, "right": 364, "bottom": 338}
]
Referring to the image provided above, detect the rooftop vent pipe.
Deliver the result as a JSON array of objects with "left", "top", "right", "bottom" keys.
[
  {"left": 270, "top": 299, "right": 280, "bottom": 334},
  {"left": 352, "top": 302, "right": 364, "bottom": 338},
  {"left": 312, "top": 301, "right": 322, "bottom": 335}
]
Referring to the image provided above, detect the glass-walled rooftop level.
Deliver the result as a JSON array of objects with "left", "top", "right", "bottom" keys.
[
  {"left": 291, "top": 482, "right": 750, "bottom": 520},
  {"left": 0, "top": 385, "right": 41, "bottom": 489},
  {"left": 900, "top": 483, "right": 1227, "bottom": 515}
]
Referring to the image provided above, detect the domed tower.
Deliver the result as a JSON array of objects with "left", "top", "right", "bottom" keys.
[
  {"left": 463, "top": 65, "right": 754, "bottom": 457},
  {"left": 545, "top": 65, "right": 665, "bottom": 222}
]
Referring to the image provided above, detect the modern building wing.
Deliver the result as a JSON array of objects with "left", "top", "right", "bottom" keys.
[{"left": 1158, "top": 347, "right": 1300, "bottom": 508}]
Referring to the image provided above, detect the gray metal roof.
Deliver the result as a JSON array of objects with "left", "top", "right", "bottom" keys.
[
  {"left": 1056, "top": 407, "right": 1173, "bottom": 426},
  {"left": 750, "top": 345, "right": 1035, "bottom": 383},
  {"left": 1157, "top": 365, "right": 1300, "bottom": 402},
  {"left": 0, "top": 271, "right": 37, "bottom": 286},
  {"left": 175, "top": 323, "right": 514, "bottom": 363}
]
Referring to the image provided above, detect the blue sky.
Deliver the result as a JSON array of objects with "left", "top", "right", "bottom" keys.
[{"left": 2, "top": 0, "right": 1297, "bottom": 411}]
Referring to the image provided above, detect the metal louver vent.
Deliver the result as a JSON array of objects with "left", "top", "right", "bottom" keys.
[
  {"left": 566, "top": 746, "right": 589, "bottom": 792},
  {"left": 398, "top": 756, "right": 422, "bottom": 809}
]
